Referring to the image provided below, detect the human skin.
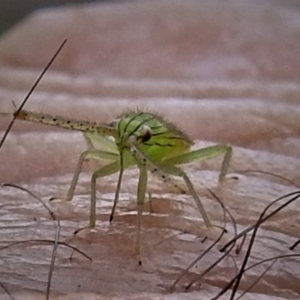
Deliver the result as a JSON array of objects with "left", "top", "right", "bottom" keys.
[{"left": 0, "top": 1, "right": 300, "bottom": 299}]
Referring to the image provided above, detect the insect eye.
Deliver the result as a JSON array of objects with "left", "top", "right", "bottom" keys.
[
  {"left": 141, "top": 130, "right": 151, "bottom": 142},
  {"left": 140, "top": 126, "right": 152, "bottom": 143}
]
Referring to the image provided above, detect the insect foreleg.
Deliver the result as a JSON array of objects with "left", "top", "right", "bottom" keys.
[
  {"left": 128, "top": 142, "right": 187, "bottom": 262},
  {"left": 74, "top": 161, "right": 120, "bottom": 234},
  {"left": 109, "top": 152, "right": 124, "bottom": 223},
  {"left": 135, "top": 165, "right": 148, "bottom": 265},
  {"left": 51, "top": 149, "right": 119, "bottom": 202}
]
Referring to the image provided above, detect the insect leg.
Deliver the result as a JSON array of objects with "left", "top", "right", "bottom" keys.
[
  {"left": 74, "top": 161, "right": 120, "bottom": 234},
  {"left": 136, "top": 165, "right": 147, "bottom": 265},
  {"left": 163, "top": 145, "right": 232, "bottom": 181},
  {"left": 51, "top": 149, "right": 119, "bottom": 202},
  {"left": 158, "top": 164, "right": 213, "bottom": 227},
  {"left": 128, "top": 142, "right": 187, "bottom": 263}
]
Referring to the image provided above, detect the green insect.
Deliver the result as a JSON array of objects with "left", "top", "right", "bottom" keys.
[{"left": 14, "top": 109, "right": 232, "bottom": 264}]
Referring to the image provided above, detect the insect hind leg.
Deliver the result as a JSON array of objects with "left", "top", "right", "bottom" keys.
[
  {"left": 161, "top": 164, "right": 213, "bottom": 227},
  {"left": 163, "top": 144, "right": 232, "bottom": 182}
]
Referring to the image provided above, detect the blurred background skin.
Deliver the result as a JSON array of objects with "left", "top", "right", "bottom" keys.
[
  {"left": 1, "top": 0, "right": 300, "bottom": 35},
  {"left": 0, "top": 0, "right": 123, "bottom": 34}
]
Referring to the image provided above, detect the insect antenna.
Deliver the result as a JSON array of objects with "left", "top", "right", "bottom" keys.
[
  {"left": 118, "top": 112, "right": 143, "bottom": 140},
  {"left": 108, "top": 114, "right": 140, "bottom": 222},
  {"left": 110, "top": 112, "right": 153, "bottom": 222},
  {"left": 127, "top": 115, "right": 155, "bottom": 140}
]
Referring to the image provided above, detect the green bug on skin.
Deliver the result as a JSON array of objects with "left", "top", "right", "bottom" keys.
[{"left": 14, "top": 109, "right": 232, "bottom": 264}]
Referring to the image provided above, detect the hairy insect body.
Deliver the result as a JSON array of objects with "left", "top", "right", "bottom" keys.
[
  {"left": 12, "top": 108, "right": 232, "bottom": 264},
  {"left": 115, "top": 111, "right": 192, "bottom": 162}
]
